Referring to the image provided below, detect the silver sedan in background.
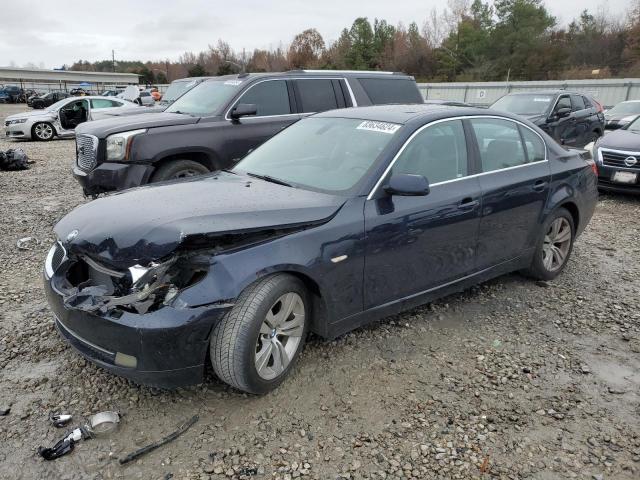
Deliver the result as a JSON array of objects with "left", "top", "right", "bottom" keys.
[{"left": 4, "top": 96, "right": 141, "bottom": 141}]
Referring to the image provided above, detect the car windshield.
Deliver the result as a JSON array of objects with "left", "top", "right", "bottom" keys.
[
  {"left": 492, "top": 94, "right": 554, "bottom": 115},
  {"left": 608, "top": 102, "right": 640, "bottom": 115},
  {"left": 233, "top": 117, "right": 400, "bottom": 194},
  {"left": 165, "top": 80, "right": 240, "bottom": 116},
  {"left": 161, "top": 80, "right": 198, "bottom": 104},
  {"left": 626, "top": 117, "right": 640, "bottom": 132}
]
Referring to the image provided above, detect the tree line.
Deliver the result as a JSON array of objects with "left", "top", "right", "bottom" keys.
[{"left": 68, "top": 0, "right": 640, "bottom": 83}]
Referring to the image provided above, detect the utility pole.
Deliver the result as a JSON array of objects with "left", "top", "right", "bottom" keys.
[
  {"left": 506, "top": 68, "right": 511, "bottom": 83},
  {"left": 112, "top": 50, "right": 116, "bottom": 72}
]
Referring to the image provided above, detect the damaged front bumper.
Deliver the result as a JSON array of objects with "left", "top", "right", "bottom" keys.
[
  {"left": 43, "top": 247, "right": 232, "bottom": 388},
  {"left": 73, "top": 162, "right": 154, "bottom": 196}
]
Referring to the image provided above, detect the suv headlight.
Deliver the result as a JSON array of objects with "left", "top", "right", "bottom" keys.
[{"left": 105, "top": 129, "right": 146, "bottom": 161}]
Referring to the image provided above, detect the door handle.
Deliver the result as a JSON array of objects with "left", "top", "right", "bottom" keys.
[
  {"left": 533, "top": 180, "right": 548, "bottom": 192},
  {"left": 458, "top": 198, "right": 479, "bottom": 210}
]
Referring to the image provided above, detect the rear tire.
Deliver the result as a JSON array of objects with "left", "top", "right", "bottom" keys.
[
  {"left": 151, "top": 160, "right": 210, "bottom": 182},
  {"left": 210, "top": 274, "right": 309, "bottom": 394},
  {"left": 524, "top": 207, "right": 575, "bottom": 281}
]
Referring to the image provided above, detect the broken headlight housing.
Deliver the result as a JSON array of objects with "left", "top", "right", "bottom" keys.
[{"left": 105, "top": 129, "right": 146, "bottom": 161}]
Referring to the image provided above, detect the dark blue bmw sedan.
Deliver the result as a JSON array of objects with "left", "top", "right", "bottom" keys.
[{"left": 44, "top": 105, "right": 598, "bottom": 394}]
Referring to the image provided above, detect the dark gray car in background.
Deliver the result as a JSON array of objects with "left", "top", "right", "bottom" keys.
[
  {"left": 491, "top": 91, "right": 604, "bottom": 148},
  {"left": 72, "top": 70, "right": 424, "bottom": 196}
]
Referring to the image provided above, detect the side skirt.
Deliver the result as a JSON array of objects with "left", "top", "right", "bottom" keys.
[{"left": 325, "top": 250, "right": 533, "bottom": 340}]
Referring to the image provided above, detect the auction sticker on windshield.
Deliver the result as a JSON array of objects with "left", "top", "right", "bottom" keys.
[
  {"left": 534, "top": 97, "right": 552, "bottom": 102},
  {"left": 357, "top": 121, "right": 401, "bottom": 134}
]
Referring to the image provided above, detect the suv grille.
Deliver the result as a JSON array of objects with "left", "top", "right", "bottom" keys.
[
  {"left": 600, "top": 149, "right": 640, "bottom": 170},
  {"left": 76, "top": 134, "right": 98, "bottom": 171}
]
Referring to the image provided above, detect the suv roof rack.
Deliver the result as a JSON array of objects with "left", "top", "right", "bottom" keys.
[{"left": 286, "top": 69, "right": 397, "bottom": 75}]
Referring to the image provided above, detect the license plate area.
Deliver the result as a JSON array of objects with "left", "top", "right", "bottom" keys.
[{"left": 612, "top": 171, "right": 638, "bottom": 184}]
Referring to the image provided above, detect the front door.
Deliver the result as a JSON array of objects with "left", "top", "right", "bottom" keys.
[
  {"left": 468, "top": 117, "right": 551, "bottom": 269},
  {"left": 363, "top": 119, "right": 482, "bottom": 308},
  {"left": 218, "top": 79, "right": 301, "bottom": 164}
]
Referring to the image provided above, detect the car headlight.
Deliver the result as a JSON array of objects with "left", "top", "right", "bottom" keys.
[
  {"left": 8, "top": 118, "right": 27, "bottom": 125},
  {"left": 105, "top": 129, "right": 146, "bottom": 161}
]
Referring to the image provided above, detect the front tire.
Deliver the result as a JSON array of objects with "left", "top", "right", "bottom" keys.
[
  {"left": 32, "top": 122, "right": 54, "bottom": 141},
  {"left": 151, "top": 160, "right": 210, "bottom": 182},
  {"left": 210, "top": 274, "right": 309, "bottom": 394},
  {"left": 525, "top": 208, "right": 575, "bottom": 281}
]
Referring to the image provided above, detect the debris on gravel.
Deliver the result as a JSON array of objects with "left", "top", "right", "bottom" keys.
[{"left": 1, "top": 104, "right": 639, "bottom": 479}]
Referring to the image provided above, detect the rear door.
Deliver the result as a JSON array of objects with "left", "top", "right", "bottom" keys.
[
  {"left": 293, "top": 78, "right": 345, "bottom": 115},
  {"left": 220, "top": 79, "right": 301, "bottom": 163},
  {"left": 469, "top": 117, "right": 551, "bottom": 269}
]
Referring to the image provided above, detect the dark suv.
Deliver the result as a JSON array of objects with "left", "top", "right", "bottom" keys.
[
  {"left": 72, "top": 70, "right": 424, "bottom": 195},
  {"left": 491, "top": 91, "right": 604, "bottom": 148}
]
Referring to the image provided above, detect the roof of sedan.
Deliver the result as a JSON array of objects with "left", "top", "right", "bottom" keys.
[{"left": 313, "top": 104, "right": 493, "bottom": 124}]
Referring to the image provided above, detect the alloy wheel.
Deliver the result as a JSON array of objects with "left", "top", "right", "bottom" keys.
[
  {"left": 542, "top": 217, "right": 572, "bottom": 272},
  {"left": 34, "top": 123, "right": 53, "bottom": 140},
  {"left": 254, "top": 292, "right": 305, "bottom": 380}
]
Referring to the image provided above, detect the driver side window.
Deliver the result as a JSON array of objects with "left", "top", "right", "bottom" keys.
[
  {"left": 393, "top": 120, "right": 468, "bottom": 184},
  {"left": 555, "top": 95, "right": 571, "bottom": 113},
  {"left": 234, "top": 80, "right": 291, "bottom": 117}
]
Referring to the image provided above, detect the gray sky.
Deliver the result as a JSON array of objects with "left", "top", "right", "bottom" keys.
[{"left": 0, "top": 0, "right": 633, "bottom": 68}]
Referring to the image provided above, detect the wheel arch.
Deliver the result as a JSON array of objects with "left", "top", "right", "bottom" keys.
[
  {"left": 151, "top": 150, "right": 221, "bottom": 178},
  {"left": 558, "top": 200, "right": 580, "bottom": 232}
]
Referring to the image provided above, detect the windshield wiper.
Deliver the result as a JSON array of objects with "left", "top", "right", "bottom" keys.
[{"left": 246, "top": 172, "right": 292, "bottom": 187}]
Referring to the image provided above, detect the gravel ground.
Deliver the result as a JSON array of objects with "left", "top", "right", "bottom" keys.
[{"left": 0, "top": 103, "right": 639, "bottom": 480}]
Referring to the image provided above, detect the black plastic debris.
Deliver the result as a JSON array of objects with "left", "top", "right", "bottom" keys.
[
  {"left": 0, "top": 149, "right": 30, "bottom": 171},
  {"left": 0, "top": 407, "right": 10, "bottom": 416},
  {"left": 119, "top": 415, "right": 199, "bottom": 465}
]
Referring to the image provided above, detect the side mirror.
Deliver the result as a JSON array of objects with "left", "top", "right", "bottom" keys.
[
  {"left": 230, "top": 103, "right": 258, "bottom": 120},
  {"left": 555, "top": 107, "right": 571, "bottom": 119},
  {"left": 384, "top": 174, "right": 430, "bottom": 196}
]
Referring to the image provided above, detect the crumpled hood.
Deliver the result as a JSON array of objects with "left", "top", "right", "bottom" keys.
[
  {"left": 75, "top": 112, "right": 199, "bottom": 138},
  {"left": 597, "top": 129, "right": 640, "bottom": 151},
  {"left": 54, "top": 172, "right": 344, "bottom": 269}
]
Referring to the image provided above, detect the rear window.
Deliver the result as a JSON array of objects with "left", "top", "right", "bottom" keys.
[
  {"left": 295, "top": 79, "right": 339, "bottom": 113},
  {"left": 358, "top": 78, "right": 423, "bottom": 104}
]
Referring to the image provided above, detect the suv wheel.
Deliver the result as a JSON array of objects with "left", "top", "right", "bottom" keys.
[
  {"left": 151, "top": 160, "right": 210, "bottom": 182},
  {"left": 210, "top": 274, "right": 309, "bottom": 394},
  {"left": 32, "top": 122, "right": 54, "bottom": 141},
  {"left": 525, "top": 207, "right": 575, "bottom": 281}
]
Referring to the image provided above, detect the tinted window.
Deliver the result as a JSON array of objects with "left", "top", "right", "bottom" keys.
[
  {"left": 90, "top": 99, "right": 119, "bottom": 108},
  {"left": 236, "top": 80, "right": 291, "bottom": 116},
  {"left": 140, "top": 91, "right": 150, "bottom": 97},
  {"left": 296, "top": 79, "right": 338, "bottom": 113},
  {"left": 555, "top": 96, "right": 571, "bottom": 111},
  {"left": 470, "top": 118, "right": 527, "bottom": 172},
  {"left": 519, "top": 126, "right": 546, "bottom": 162},
  {"left": 358, "top": 78, "right": 423, "bottom": 104},
  {"left": 394, "top": 120, "right": 468, "bottom": 184},
  {"left": 570, "top": 94, "right": 586, "bottom": 111},
  {"left": 583, "top": 96, "right": 593, "bottom": 108}
]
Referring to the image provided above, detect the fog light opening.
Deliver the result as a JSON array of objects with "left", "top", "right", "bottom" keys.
[{"left": 114, "top": 352, "right": 138, "bottom": 369}]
